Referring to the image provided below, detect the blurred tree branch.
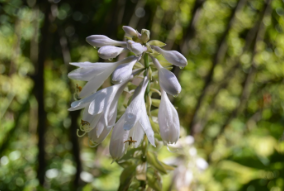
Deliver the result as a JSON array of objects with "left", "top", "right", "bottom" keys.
[
  {"left": 209, "top": 0, "right": 272, "bottom": 161},
  {"left": 192, "top": 8, "right": 262, "bottom": 134},
  {"left": 35, "top": 1, "right": 52, "bottom": 186},
  {"left": 189, "top": 0, "right": 248, "bottom": 135},
  {"left": 180, "top": 0, "right": 206, "bottom": 55}
]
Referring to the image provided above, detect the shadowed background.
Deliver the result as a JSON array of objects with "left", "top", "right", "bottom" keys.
[{"left": 1, "top": 0, "right": 284, "bottom": 190}]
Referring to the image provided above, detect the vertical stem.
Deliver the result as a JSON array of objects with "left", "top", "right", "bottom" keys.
[
  {"left": 36, "top": 2, "right": 50, "bottom": 186},
  {"left": 144, "top": 53, "right": 149, "bottom": 69},
  {"left": 144, "top": 53, "right": 151, "bottom": 114}
]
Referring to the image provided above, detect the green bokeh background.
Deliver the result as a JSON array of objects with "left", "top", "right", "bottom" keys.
[{"left": 1, "top": 0, "right": 284, "bottom": 190}]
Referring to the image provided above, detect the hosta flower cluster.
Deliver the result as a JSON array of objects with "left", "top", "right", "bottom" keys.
[{"left": 68, "top": 26, "right": 187, "bottom": 160}]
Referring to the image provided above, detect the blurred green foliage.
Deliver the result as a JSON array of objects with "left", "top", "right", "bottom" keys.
[{"left": 1, "top": 0, "right": 284, "bottom": 190}]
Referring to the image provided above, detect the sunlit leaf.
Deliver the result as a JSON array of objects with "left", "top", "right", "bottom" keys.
[
  {"left": 118, "top": 165, "right": 136, "bottom": 191},
  {"left": 147, "top": 40, "right": 166, "bottom": 47},
  {"left": 147, "top": 151, "right": 167, "bottom": 174}
]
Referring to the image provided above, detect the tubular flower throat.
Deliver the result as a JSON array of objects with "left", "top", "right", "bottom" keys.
[{"left": 68, "top": 26, "right": 188, "bottom": 160}]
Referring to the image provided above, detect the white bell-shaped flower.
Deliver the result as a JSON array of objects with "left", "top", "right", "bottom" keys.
[
  {"left": 123, "top": 26, "right": 138, "bottom": 37},
  {"left": 98, "top": 46, "right": 124, "bottom": 60},
  {"left": 86, "top": 35, "right": 126, "bottom": 47},
  {"left": 68, "top": 56, "right": 138, "bottom": 98},
  {"left": 109, "top": 109, "right": 155, "bottom": 160},
  {"left": 109, "top": 80, "right": 156, "bottom": 160},
  {"left": 109, "top": 113, "right": 144, "bottom": 160},
  {"left": 150, "top": 56, "right": 181, "bottom": 95},
  {"left": 112, "top": 56, "right": 140, "bottom": 83},
  {"left": 158, "top": 89, "right": 180, "bottom": 144},
  {"left": 152, "top": 46, "right": 187, "bottom": 67},
  {"left": 68, "top": 77, "right": 131, "bottom": 145},
  {"left": 159, "top": 68, "right": 181, "bottom": 95},
  {"left": 127, "top": 40, "right": 147, "bottom": 56},
  {"left": 123, "top": 77, "right": 148, "bottom": 130}
]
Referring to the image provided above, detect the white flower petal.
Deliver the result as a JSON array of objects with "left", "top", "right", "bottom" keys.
[
  {"left": 158, "top": 90, "right": 180, "bottom": 144},
  {"left": 86, "top": 35, "right": 126, "bottom": 47},
  {"left": 123, "top": 77, "right": 148, "bottom": 130},
  {"left": 153, "top": 46, "right": 187, "bottom": 67},
  {"left": 95, "top": 116, "right": 105, "bottom": 138},
  {"left": 112, "top": 57, "right": 138, "bottom": 83},
  {"left": 127, "top": 40, "right": 147, "bottom": 55},
  {"left": 103, "top": 80, "right": 129, "bottom": 127},
  {"left": 68, "top": 62, "right": 116, "bottom": 81},
  {"left": 69, "top": 62, "right": 96, "bottom": 68},
  {"left": 139, "top": 106, "right": 156, "bottom": 147},
  {"left": 68, "top": 91, "right": 106, "bottom": 111},
  {"left": 78, "top": 57, "right": 138, "bottom": 98},
  {"left": 88, "top": 119, "right": 112, "bottom": 146},
  {"left": 79, "top": 73, "right": 108, "bottom": 98},
  {"left": 109, "top": 114, "right": 129, "bottom": 160},
  {"left": 123, "top": 26, "right": 138, "bottom": 37},
  {"left": 98, "top": 46, "right": 124, "bottom": 60},
  {"left": 88, "top": 94, "right": 105, "bottom": 115},
  {"left": 129, "top": 121, "right": 145, "bottom": 148},
  {"left": 109, "top": 114, "right": 145, "bottom": 160},
  {"left": 88, "top": 87, "right": 113, "bottom": 115},
  {"left": 159, "top": 68, "right": 181, "bottom": 95},
  {"left": 82, "top": 109, "right": 102, "bottom": 130}
]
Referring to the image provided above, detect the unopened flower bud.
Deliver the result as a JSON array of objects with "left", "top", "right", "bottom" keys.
[
  {"left": 150, "top": 55, "right": 181, "bottom": 95},
  {"left": 86, "top": 35, "right": 126, "bottom": 47},
  {"left": 140, "top": 29, "right": 150, "bottom": 43},
  {"left": 98, "top": 46, "right": 124, "bottom": 60},
  {"left": 123, "top": 26, "right": 138, "bottom": 37},
  {"left": 158, "top": 90, "right": 180, "bottom": 144},
  {"left": 127, "top": 40, "right": 147, "bottom": 55},
  {"left": 152, "top": 46, "right": 187, "bottom": 67},
  {"left": 159, "top": 68, "right": 181, "bottom": 95}
]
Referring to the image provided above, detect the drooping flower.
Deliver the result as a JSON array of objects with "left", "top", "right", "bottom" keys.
[
  {"left": 126, "top": 40, "right": 147, "bottom": 56},
  {"left": 123, "top": 77, "right": 148, "bottom": 131},
  {"left": 158, "top": 89, "right": 180, "bottom": 144},
  {"left": 68, "top": 25, "right": 188, "bottom": 160},
  {"left": 150, "top": 55, "right": 181, "bottom": 96},
  {"left": 86, "top": 35, "right": 126, "bottom": 47},
  {"left": 123, "top": 26, "right": 139, "bottom": 38},
  {"left": 68, "top": 56, "right": 138, "bottom": 98},
  {"left": 69, "top": 76, "right": 132, "bottom": 145},
  {"left": 109, "top": 77, "right": 155, "bottom": 160},
  {"left": 98, "top": 45, "right": 124, "bottom": 60},
  {"left": 152, "top": 46, "right": 188, "bottom": 67},
  {"left": 112, "top": 56, "right": 140, "bottom": 83}
]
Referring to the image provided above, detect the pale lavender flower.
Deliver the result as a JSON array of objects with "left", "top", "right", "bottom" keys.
[
  {"left": 109, "top": 77, "right": 155, "bottom": 160},
  {"left": 152, "top": 46, "right": 188, "bottom": 67},
  {"left": 86, "top": 35, "right": 126, "bottom": 47},
  {"left": 158, "top": 89, "right": 180, "bottom": 144},
  {"left": 150, "top": 55, "right": 181, "bottom": 95},
  {"left": 68, "top": 25, "right": 188, "bottom": 160},
  {"left": 98, "top": 45, "right": 124, "bottom": 60},
  {"left": 68, "top": 56, "right": 138, "bottom": 98},
  {"left": 123, "top": 26, "right": 139, "bottom": 37},
  {"left": 126, "top": 40, "right": 147, "bottom": 56}
]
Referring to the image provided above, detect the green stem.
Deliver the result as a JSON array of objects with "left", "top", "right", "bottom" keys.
[{"left": 144, "top": 53, "right": 149, "bottom": 68}]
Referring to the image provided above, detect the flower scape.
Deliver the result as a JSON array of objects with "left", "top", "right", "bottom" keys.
[{"left": 68, "top": 26, "right": 188, "bottom": 160}]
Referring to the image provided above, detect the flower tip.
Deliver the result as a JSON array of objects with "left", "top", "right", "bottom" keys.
[
  {"left": 85, "top": 35, "right": 94, "bottom": 43},
  {"left": 68, "top": 107, "right": 75, "bottom": 111},
  {"left": 123, "top": 26, "right": 137, "bottom": 37}
]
